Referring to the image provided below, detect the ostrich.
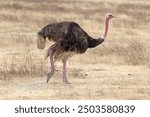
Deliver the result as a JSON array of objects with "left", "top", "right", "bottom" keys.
[{"left": 36, "top": 13, "right": 116, "bottom": 84}]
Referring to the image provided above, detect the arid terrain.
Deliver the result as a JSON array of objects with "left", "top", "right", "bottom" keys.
[{"left": 0, "top": 0, "right": 150, "bottom": 99}]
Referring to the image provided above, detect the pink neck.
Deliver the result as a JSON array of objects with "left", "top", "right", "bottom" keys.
[{"left": 102, "top": 18, "right": 109, "bottom": 39}]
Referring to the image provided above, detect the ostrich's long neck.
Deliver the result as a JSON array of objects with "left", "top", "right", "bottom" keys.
[
  {"left": 102, "top": 18, "right": 109, "bottom": 39},
  {"left": 87, "top": 18, "right": 110, "bottom": 48}
]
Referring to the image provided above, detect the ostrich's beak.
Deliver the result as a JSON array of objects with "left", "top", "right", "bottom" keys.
[{"left": 112, "top": 15, "right": 117, "bottom": 18}]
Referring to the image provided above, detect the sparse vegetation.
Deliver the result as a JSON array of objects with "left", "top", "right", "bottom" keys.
[{"left": 0, "top": 0, "right": 150, "bottom": 99}]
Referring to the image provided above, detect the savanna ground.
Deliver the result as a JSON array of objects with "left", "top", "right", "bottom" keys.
[{"left": 0, "top": 0, "right": 150, "bottom": 99}]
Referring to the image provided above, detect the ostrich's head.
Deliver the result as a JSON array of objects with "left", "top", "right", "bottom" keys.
[{"left": 106, "top": 13, "right": 116, "bottom": 19}]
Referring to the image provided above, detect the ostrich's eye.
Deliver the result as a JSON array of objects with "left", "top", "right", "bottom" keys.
[{"left": 109, "top": 14, "right": 112, "bottom": 17}]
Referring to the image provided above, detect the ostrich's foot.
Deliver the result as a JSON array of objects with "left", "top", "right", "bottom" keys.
[
  {"left": 62, "top": 77, "right": 71, "bottom": 84},
  {"left": 46, "top": 71, "right": 54, "bottom": 83}
]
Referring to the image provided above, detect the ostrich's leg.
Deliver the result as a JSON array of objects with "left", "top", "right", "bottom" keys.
[
  {"left": 47, "top": 44, "right": 57, "bottom": 83},
  {"left": 62, "top": 60, "right": 71, "bottom": 84}
]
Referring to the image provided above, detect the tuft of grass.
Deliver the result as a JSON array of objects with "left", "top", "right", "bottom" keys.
[
  {"left": 123, "top": 41, "right": 149, "bottom": 65},
  {"left": 94, "top": 40, "right": 149, "bottom": 66},
  {"left": 0, "top": 48, "right": 47, "bottom": 80},
  {"left": 11, "top": 33, "right": 34, "bottom": 46}
]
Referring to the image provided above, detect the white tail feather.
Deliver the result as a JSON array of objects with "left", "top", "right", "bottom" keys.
[{"left": 36, "top": 34, "right": 46, "bottom": 49}]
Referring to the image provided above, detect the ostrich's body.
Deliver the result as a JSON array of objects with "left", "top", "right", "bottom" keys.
[
  {"left": 38, "top": 22, "right": 104, "bottom": 61},
  {"left": 36, "top": 13, "right": 116, "bottom": 84}
]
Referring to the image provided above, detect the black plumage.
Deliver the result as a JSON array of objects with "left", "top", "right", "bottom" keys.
[{"left": 37, "top": 22, "right": 104, "bottom": 61}]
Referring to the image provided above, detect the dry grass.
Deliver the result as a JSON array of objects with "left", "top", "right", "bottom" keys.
[
  {"left": 95, "top": 40, "right": 149, "bottom": 65},
  {"left": 0, "top": 0, "right": 150, "bottom": 99}
]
